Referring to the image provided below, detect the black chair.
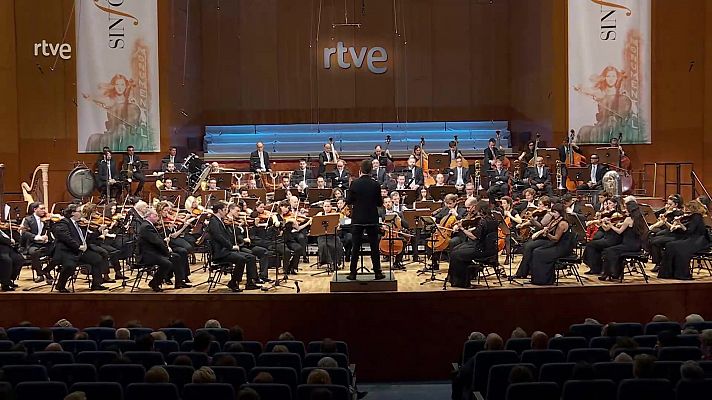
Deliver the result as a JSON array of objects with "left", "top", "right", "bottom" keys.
[
  {"left": 76, "top": 351, "right": 119, "bottom": 367},
  {"left": 225, "top": 341, "right": 263, "bottom": 358},
  {"left": 213, "top": 352, "right": 256, "bottom": 371},
  {"left": 568, "top": 324, "right": 603, "bottom": 341},
  {"left": 566, "top": 348, "right": 611, "bottom": 364},
  {"left": 164, "top": 365, "right": 195, "bottom": 391},
  {"left": 100, "top": 339, "right": 137, "bottom": 352},
  {"left": 470, "top": 254, "right": 503, "bottom": 288},
  {"left": 554, "top": 254, "right": 584, "bottom": 286},
  {"left": 675, "top": 334, "right": 701, "bottom": 347},
  {"left": 561, "top": 379, "right": 616, "bottom": 400},
  {"left": 15, "top": 381, "right": 67, "bottom": 400},
  {"left": 49, "top": 327, "right": 79, "bottom": 342},
  {"left": 589, "top": 336, "right": 616, "bottom": 349},
  {"left": 128, "top": 260, "right": 159, "bottom": 293},
  {"left": 7, "top": 327, "right": 42, "bottom": 342},
  {"left": 99, "top": 363, "right": 146, "bottom": 388},
  {"left": 548, "top": 336, "right": 587, "bottom": 356},
  {"left": 182, "top": 383, "right": 235, "bottom": 400},
  {"left": 2, "top": 365, "right": 48, "bottom": 387},
  {"left": 505, "top": 382, "right": 559, "bottom": 400},
  {"left": 49, "top": 363, "right": 98, "bottom": 387},
  {"left": 699, "top": 360, "right": 712, "bottom": 378},
  {"left": 520, "top": 350, "right": 566, "bottom": 370},
  {"left": 0, "top": 352, "right": 28, "bottom": 367},
  {"left": 30, "top": 351, "right": 75, "bottom": 367},
  {"left": 59, "top": 340, "right": 98, "bottom": 354},
  {"left": 675, "top": 378, "right": 712, "bottom": 399},
  {"left": 619, "top": 251, "right": 650, "bottom": 283},
  {"left": 159, "top": 328, "right": 194, "bottom": 344},
  {"left": 504, "top": 338, "right": 531, "bottom": 354},
  {"left": 652, "top": 361, "right": 682, "bottom": 384},
  {"left": 70, "top": 382, "right": 123, "bottom": 400},
  {"left": 632, "top": 335, "right": 658, "bottom": 348},
  {"left": 125, "top": 383, "right": 180, "bottom": 400},
  {"left": 683, "top": 321, "right": 712, "bottom": 332},
  {"left": 154, "top": 340, "right": 180, "bottom": 356},
  {"left": 0, "top": 340, "right": 14, "bottom": 351},
  {"left": 196, "top": 328, "right": 230, "bottom": 344},
  {"left": 462, "top": 340, "right": 486, "bottom": 364},
  {"left": 612, "top": 347, "right": 656, "bottom": 358},
  {"left": 306, "top": 341, "right": 349, "bottom": 357},
  {"left": 83, "top": 327, "right": 117, "bottom": 343},
  {"left": 471, "top": 350, "right": 520, "bottom": 394},
  {"left": 166, "top": 351, "right": 210, "bottom": 368},
  {"left": 128, "top": 327, "right": 155, "bottom": 339},
  {"left": 265, "top": 341, "right": 307, "bottom": 359},
  {"left": 657, "top": 346, "right": 703, "bottom": 361},
  {"left": 123, "top": 351, "right": 166, "bottom": 369},
  {"left": 592, "top": 361, "right": 634, "bottom": 384},
  {"left": 301, "top": 367, "right": 351, "bottom": 388},
  {"left": 296, "top": 384, "right": 350, "bottom": 400},
  {"left": 645, "top": 322, "right": 682, "bottom": 335},
  {"left": 304, "top": 353, "right": 349, "bottom": 369},
  {"left": 538, "top": 362, "right": 575, "bottom": 387},
  {"left": 20, "top": 340, "right": 53, "bottom": 354},
  {"left": 211, "top": 366, "right": 247, "bottom": 392},
  {"left": 485, "top": 363, "right": 536, "bottom": 400},
  {"left": 180, "top": 339, "right": 222, "bottom": 355},
  {"left": 608, "top": 322, "right": 644, "bottom": 337},
  {"left": 617, "top": 378, "right": 674, "bottom": 400},
  {"left": 240, "top": 383, "right": 293, "bottom": 400},
  {"left": 258, "top": 352, "right": 303, "bottom": 372},
  {"left": 249, "top": 366, "right": 299, "bottom": 393}
]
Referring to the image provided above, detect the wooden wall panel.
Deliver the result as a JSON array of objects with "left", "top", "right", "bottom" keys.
[{"left": 0, "top": 0, "right": 20, "bottom": 190}]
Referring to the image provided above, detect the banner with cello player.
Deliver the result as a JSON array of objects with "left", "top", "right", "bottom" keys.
[
  {"left": 76, "top": 0, "right": 161, "bottom": 153},
  {"left": 568, "top": 0, "right": 651, "bottom": 144}
]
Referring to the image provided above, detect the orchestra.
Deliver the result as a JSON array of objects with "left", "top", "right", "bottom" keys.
[{"left": 2, "top": 134, "right": 711, "bottom": 294}]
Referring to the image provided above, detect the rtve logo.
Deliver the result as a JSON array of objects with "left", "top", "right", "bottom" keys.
[{"left": 323, "top": 42, "right": 388, "bottom": 74}]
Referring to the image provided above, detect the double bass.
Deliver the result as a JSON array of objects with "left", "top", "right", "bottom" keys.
[
  {"left": 495, "top": 130, "right": 511, "bottom": 169},
  {"left": 449, "top": 135, "right": 470, "bottom": 169},
  {"left": 565, "top": 129, "right": 587, "bottom": 191}
]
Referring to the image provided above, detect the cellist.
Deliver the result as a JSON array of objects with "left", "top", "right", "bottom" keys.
[
  {"left": 380, "top": 196, "right": 408, "bottom": 270},
  {"left": 427, "top": 194, "right": 466, "bottom": 270}
]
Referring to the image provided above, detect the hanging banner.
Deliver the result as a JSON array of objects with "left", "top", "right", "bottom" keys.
[
  {"left": 76, "top": 0, "right": 160, "bottom": 153},
  {"left": 568, "top": 0, "right": 651, "bottom": 144}
]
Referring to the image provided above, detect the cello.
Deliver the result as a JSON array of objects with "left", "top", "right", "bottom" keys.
[
  {"left": 379, "top": 213, "right": 405, "bottom": 256},
  {"left": 427, "top": 209, "right": 458, "bottom": 252}
]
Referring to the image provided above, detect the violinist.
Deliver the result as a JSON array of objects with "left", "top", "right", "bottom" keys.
[
  {"left": 648, "top": 194, "right": 684, "bottom": 272},
  {"left": 288, "top": 195, "right": 311, "bottom": 263},
  {"left": 0, "top": 226, "right": 21, "bottom": 291},
  {"left": 658, "top": 200, "right": 710, "bottom": 280},
  {"left": 226, "top": 203, "right": 269, "bottom": 284},
  {"left": 499, "top": 196, "right": 521, "bottom": 264},
  {"left": 582, "top": 197, "right": 622, "bottom": 275},
  {"left": 514, "top": 188, "right": 537, "bottom": 214},
  {"left": 517, "top": 195, "right": 553, "bottom": 239},
  {"left": 274, "top": 199, "right": 304, "bottom": 274},
  {"left": 20, "top": 202, "right": 53, "bottom": 283},
  {"left": 156, "top": 201, "right": 194, "bottom": 284},
  {"left": 598, "top": 197, "right": 648, "bottom": 281},
  {"left": 82, "top": 203, "right": 127, "bottom": 283},
  {"left": 514, "top": 197, "right": 557, "bottom": 279},
  {"left": 527, "top": 203, "right": 576, "bottom": 285},
  {"left": 336, "top": 198, "right": 353, "bottom": 261},
  {"left": 428, "top": 194, "right": 466, "bottom": 270},
  {"left": 315, "top": 200, "right": 344, "bottom": 270},
  {"left": 137, "top": 208, "right": 187, "bottom": 292},
  {"left": 448, "top": 199, "right": 499, "bottom": 288}
]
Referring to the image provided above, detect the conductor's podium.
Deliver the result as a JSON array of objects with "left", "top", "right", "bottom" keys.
[{"left": 330, "top": 273, "right": 398, "bottom": 293}]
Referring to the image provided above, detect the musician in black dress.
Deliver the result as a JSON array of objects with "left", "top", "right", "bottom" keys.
[
  {"left": 529, "top": 203, "right": 575, "bottom": 285},
  {"left": 315, "top": 200, "right": 344, "bottom": 269},
  {"left": 657, "top": 200, "right": 710, "bottom": 280},
  {"left": 514, "top": 198, "right": 556, "bottom": 279},
  {"left": 428, "top": 194, "right": 466, "bottom": 270},
  {"left": 582, "top": 197, "right": 622, "bottom": 275},
  {"left": 598, "top": 198, "right": 648, "bottom": 281},
  {"left": 648, "top": 194, "right": 684, "bottom": 272},
  {"left": 447, "top": 199, "right": 499, "bottom": 288},
  {"left": 137, "top": 209, "right": 188, "bottom": 292},
  {"left": 0, "top": 229, "right": 22, "bottom": 291}
]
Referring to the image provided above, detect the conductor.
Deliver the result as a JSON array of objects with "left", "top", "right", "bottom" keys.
[{"left": 346, "top": 160, "right": 386, "bottom": 280}]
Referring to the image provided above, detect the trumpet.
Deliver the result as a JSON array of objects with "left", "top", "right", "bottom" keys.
[
  {"left": 556, "top": 160, "right": 565, "bottom": 191},
  {"left": 474, "top": 160, "right": 483, "bottom": 190}
]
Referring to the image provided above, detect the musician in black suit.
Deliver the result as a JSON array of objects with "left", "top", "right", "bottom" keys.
[
  {"left": 445, "top": 141, "right": 464, "bottom": 162},
  {"left": 97, "top": 151, "right": 122, "bottom": 201},
  {"left": 447, "top": 156, "right": 471, "bottom": 188},
  {"left": 371, "top": 159, "right": 388, "bottom": 186},
  {"left": 20, "top": 202, "right": 53, "bottom": 283},
  {"left": 346, "top": 160, "right": 386, "bottom": 280},
  {"left": 161, "top": 147, "right": 183, "bottom": 171},
  {"left": 290, "top": 159, "right": 314, "bottom": 197},
  {"left": 135, "top": 209, "right": 187, "bottom": 291},
  {"left": 52, "top": 204, "right": 109, "bottom": 293},
  {"left": 371, "top": 144, "right": 393, "bottom": 167},
  {"left": 404, "top": 156, "right": 424, "bottom": 188},
  {"left": 318, "top": 142, "right": 338, "bottom": 177},
  {"left": 487, "top": 158, "right": 510, "bottom": 199},
  {"left": 576, "top": 153, "right": 608, "bottom": 191},
  {"left": 332, "top": 160, "right": 351, "bottom": 189},
  {"left": 249, "top": 141, "right": 271, "bottom": 173},
  {"left": 0, "top": 229, "right": 21, "bottom": 291},
  {"left": 526, "top": 156, "right": 553, "bottom": 195},
  {"left": 122, "top": 145, "right": 145, "bottom": 196},
  {"left": 483, "top": 138, "right": 500, "bottom": 169}
]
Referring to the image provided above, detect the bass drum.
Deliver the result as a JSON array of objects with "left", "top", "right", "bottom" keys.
[{"left": 66, "top": 165, "right": 96, "bottom": 198}]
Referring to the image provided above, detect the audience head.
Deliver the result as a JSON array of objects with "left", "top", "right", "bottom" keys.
[
  {"left": 204, "top": 319, "right": 221, "bottom": 329},
  {"left": 228, "top": 325, "right": 245, "bottom": 341},
  {"left": 55, "top": 319, "right": 73, "bottom": 327},
  {"left": 272, "top": 345, "right": 289, "bottom": 353},
  {"left": 651, "top": 314, "right": 670, "bottom": 322},
  {"left": 74, "top": 332, "right": 89, "bottom": 340},
  {"left": 173, "top": 355, "right": 193, "bottom": 366},
  {"left": 214, "top": 354, "right": 238, "bottom": 366},
  {"left": 236, "top": 387, "right": 261, "bottom": 400},
  {"left": 192, "top": 366, "right": 216, "bottom": 384},
  {"left": 680, "top": 360, "right": 705, "bottom": 381},
  {"left": 508, "top": 365, "right": 534, "bottom": 384},
  {"left": 485, "top": 333, "right": 504, "bottom": 350},
  {"left": 307, "top": 368, "right": 332, "bottom": 385},
  {"left": 253, "top": 371, "right": 274, "bottom": 383},
  {"left": 278, "top": 331, "right": 295, "bottom": 341},
  {"left": 144, "top": 366, "right": 169, "bottom": 383},
  {"left": 193, "top": 331, "right": 212, "bottom": 353},
  {"left": 45, "top": 342, "right": 63, "bottom": 352},
  {"left": 468, "top": 332, "right": 486, "bottom": 341},
  {"left": 115, "top": 328, "right": 130, "bottom": 340},
  {"left": 531, "top": 331, "right": 549, "bottom": 350},
  {"left": 224, "top": 342, "right": 245, "bottom": 353},
  {"left": 511, "top": 327, "right": 528, "bottom": 339},
  {"left": 633, "top": 354, "right": 656, "bottom": 378},
  {"left": 317, "top": 356, "right": 338, "bottom": 368},
  {"left": 64, "top": 392, "right": 87, "bottom": 400},
  {"left": 610, "top": 336, "right": 638, "bottom": 359},
  {"left": 125, "top": 320, "right": 142, "bottom": 328},
  {"left": 151, "top": 331, "right": 167, "bottom": 341},
  {"left": 700, "top": 329, "right": 712, "bottom": 347},
  {"left": 685, "top": 314, "right": 704, "bottom": 325},
  {"left": 98, "top": 315, "right": 115, "bottom": 328},
  {"left": 614, "top": 352, "right": 633, "bottom": 363}
]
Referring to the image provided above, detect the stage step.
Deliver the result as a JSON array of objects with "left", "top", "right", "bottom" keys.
[{"left": 330, "top": 273, "right": 398, "bottom": 293}]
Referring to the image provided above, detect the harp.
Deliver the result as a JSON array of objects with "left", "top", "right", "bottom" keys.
[{"left": 21, "top": 164, "right": 49, "bottom": 206}]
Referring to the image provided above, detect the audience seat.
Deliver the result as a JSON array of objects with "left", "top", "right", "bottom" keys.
[
  {"left": 538, "top": 362, "right": 575, "bottom": 387},
  {"left": 644, "top": 322, "right": 681, "bottom": 335},
  {"left": 462, "top": 340, "right": 486, "bottom": 364},
  {"left": 49, "top": 327, "right": 79, "bottom": 342},
  {"left": 520, "top": 350, "right": 565, "bottom": 370},
  {"left": 19, "top": 340, "right": 53, "bottom": 354},
  {"left": 632, "top": 335, "right": 658, "bottom": 348},
  {"left": 504, "top": 338, "right": 531, "bottom": 354},
  {"left": 70, "top": 382, "right": 123, "bottom": 400},
  {"left": 159, "top": 328, "right": 194, "bottom": 344},
  {"left": 127, "top": 327, "right": 154, "bottom": 339},
  {"left": 124, "top": 351, "right": 166, "bottom": 369},
  {"left": 241, "top": 383, "right": 293, "bottom": 400},
  {"left": 301, "top": 367, "right": 351, "bottom": 388},
  {"left": 125, "top": 382, "right": 180, "bottom": 400},
  {"left": 182, "top": 383, "right": 235, "bottom": 400},
  {"left": 612, "top": 347, "right": 656, "bottom": 358},
  {"left": 548, "top": 336, "right": 587, "bottom": 356},
  {"left": 249, "top": 366, "right": 299, "bottom": 393},
  {"left": 265, "top": 341, "right": 306, "bottom": 359},
  {"left": 226, "top": 341, "right": 263, "bottom": 357},
  {"left": 2, "top": 365, "right": 48, "bottom": 387},
  {"left": 608, "top": 323, "right": 643, "bottom": 337},
  {"left": 566, "top": 348, "right": 610, "bottom": 364},
  {"left": 592, "top": 361, "right": 634, "bottom": 384},
  {"left": 0, "top": 352, "right": 28, "bottom": 367},
  {"left": 307, "top": 341, "right": 349, "bottom": 357},
  {"left": 15, "top": 381, "right": 67, "bottom": 400},
  {"left": 213, "top": 352, "right": 256, "bottom": 371},
  {"left": 471, "top": 350, "right": 520, "bottom": 394},
  {"left": 657, "top": 346, "right": 703, "bottom": 361},
  {"left": 166, "top": 351, "right": 210, "bottom": 368},
  {"left": 589, "top": 336, "right": 616, "bottom": 350},
  {"left": 675, "top": 378, "right": 712, "bottom": 400},
  {"left": 304, "top": 352, "right": 349, "bottom": 369},
  {"left": 652, "top": 361, "right": 682, "bottom": 384},
  {"left": 180, "top": 339, "right": 221, "bottom": 355},
  {"left": 561, "top": 379, "right": 616, "bottom": 400},
  {"left": 59, "top": 340, "right": 98, "bottom": 354},
  {"left": 211, "top": 366, "right": 247, "bottom": 391},
  {"left": 258, "top": 352, "right": 303, "bottom": 372},
  {"left": 30, "top": 351, "right": 75, "bottom": 367},
  {"left": 683, "top": 321, "right": 712, "bottom": 332},
  {"left": 568, "top": 324, "right": 603, "bottom": 340},
  {"left": 154, "top": 340, "right": 180, "bottom": 356},
  {"left": 485, "top": 363, "right": 536, "bottom": 400},
  {"left": 98, "top": 363, "right": 146, "bottom": 388},
  {"left": 82, "top": 327, "right": 117, "bottom": 343},
  {"left": 617, "top": 378, "right": 674, "bottom": 400},
  {"left": 0, "top": 340, "right": 14, "bottom": 351},
  {"left": 99, "top": 339, "right": 136, "bottom": 352},
  {"left": 675, "top": 334, "right": 701, "bottom": 347},
  {"left": 7, "top": 327, "right": 43, "bottom": 343},
  {"left": 76, "top": 351, "right": 118, "bottom": 367},
  {"left": 163, "top": 365, "right": 195, "bottom": 391},
  {"left": 49, "top": 363, "right": 98, "bottom": 387},
  {"left": 196, "top": 328, "right": 230, "bottom": 344},
  {"left": 296, "top": 384, "right": 350, "bottom": 400},
  {"left": 505, "top": 382, "right": 559, "bottom": 400}
]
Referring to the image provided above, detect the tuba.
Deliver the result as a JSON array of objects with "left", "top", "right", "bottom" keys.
[{"left": 602, "top": 170, "right": 622, "bottom": 197}]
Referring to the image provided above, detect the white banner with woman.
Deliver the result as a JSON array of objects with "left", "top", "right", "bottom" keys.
[
  {"left": 76, "top": 0, "right": 160, "bottom": 153},
  {"left": 568, "top": 0, "right": 651, "bottom": 145}
]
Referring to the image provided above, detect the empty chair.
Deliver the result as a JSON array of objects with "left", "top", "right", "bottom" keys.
[
  {"left": 213, "top": 352, "right": 256, "bottom": 371},
  {"left": 166, "top": 351, "right": 210, "bottom": 368},
  {"left": 99, "top": 363, "right": 146, "bottom": 388},
  {"left": 297, "top": 384, "right": 350, "bottom": 400},
  {"left": 645, "top": 322, "right": 682, "bottom": 336},
  {"left": 100, "top": 339, "right": 137, "bottom": 352},
  {"left": 265, "top": 341, "right": 306, "bottom": 359},
  {"left": 70, "top": 382, "right": 123, "bottom": 400},
  {"left": 196, "top": 328, "right": 230, "bottom": 344},
  {"left": 566, "top": 348, "right": 610, "bottom": 364},
  {"left": 125, "top": 382, "right": 180, "bottom": 400},
  {"left": 226, "top": 341, "right": 263, "bottom": 357},
  {"left": 304, "top": 353, "right": 349, "bottom": 369},
  {"left": 164, "top": 365, "right": 195, "bottom": 391},
  {"left": 15, "top": 381, "right": 67, "bottom": 400},
  {"left": 83, "top": 327, "right": 117, "bottom": 343},
  {"left": 301, "top": 367, "right": 351, "bottom": 388},
  {"left": 2, "top": 365, "right": 48, "bottom": 387},
  {"left": 307, "top": 341, "right": 349, "bottom": 356},
  {"left": 675, "top": 378, "right": 712, "bottom": 399},
  {"left": 675, "top": 335, "right": 701, "bottom": 347},
  {"left": 180, "top": 339, "right": 221, "bottom": 355},
  {"left": 608, "top": 322, "right": 643, "bottom": 337},
  {"left": 632, "top": 335, "right": 658, "bottom": 348},
  {"left": 548, "top": 336, "right": 587, "bottom": 356},
  {"left": 568, "top": 324, "right": 604, "bottom": 340},
  {"left": 652, "top": 361, "right": 683, "bottom": 384},
  {"left": 485, "top": 363, "right": 536, "bottom": 400},
  {"left": 49, "top": 363, "right": 98, "bottom": 386},
  {"left": 20, "top": 340, "right": 54, "bottom": 354},
  {"left": 589, "top": 336, "right": 616, "bottom": 350},
  {"left": 592, "top": 362, "right": 635, "bottom": 384},
  {"left": 462, "top": 340, "right": 486, "bottom": 364},
  {"left": 471, "top": 350, "right": 520, "bottom": 394},
  {"left": 504, "top": 338, "right": 531, "bottom": 354},
  {"left": 538, "top": 362, "right": 575, "bottom": 387},
  {"left": 0, "top": 340, "right": 14, "bottom": 351},
  {"left": 7, "top": 327, "right": 42, "bottom": 342},
  {"left": 154, "top": 340, "right": 180, "bottom": 356},
  {"left": 0, "top": 351, "right": 28, "bottom": 366},
  {"left": 249, "top": 366, "right": 299, "bottom": 393},
  {"left": 699, "top": 360, "right": 712, "bottom": 377},
  {"left": 60, "top": 340, "right": 98, "bottom": 354},
  {"left": 211, "top": 366, "right": 247, "bottom": 391},
  {"left": 241, "top": 383, "right": 293, "bottom": 400},
  {"left": 128, "top": 327, "right": 154, "bottom": 339},
  {"left": 520, "top": 350, "right": 565, "bottom": 370},
  {"left": 124, "top": 351, "right": 166, "bottom": 369},
  {"left": 617, "top": 378, "right": 674, "bottom": 400},
  {"left": 258, "top": 352, "right": 303, "bottom": 372},
  {"left": 159, "top": 328, "right": 194, "bottom": 343},
  {"left": 49, "top": 327, "right": 79, "bottom": 342},
  {"left": 30, "top": 351, "right": 75, "bottom": 367},
  {"left": 76, "top": 351, "right": 119, "bottom": 367},
  {"left": 505, "top": 382, "right": 559, "bottom": 400},
  {"left": 561, "top": 379, "right": 616, "bottom": 400},
  {"left": 183, "top": 383, "right": 235, "bottom": 400},
  {"left": 658, "top": 346, "right": 703, "bottom": 361}
]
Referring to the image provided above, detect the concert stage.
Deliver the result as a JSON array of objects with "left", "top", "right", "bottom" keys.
[{"left": 3, "top": 259, "right": 712, "bottom": 381}]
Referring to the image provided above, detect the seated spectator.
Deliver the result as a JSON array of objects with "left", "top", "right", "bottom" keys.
[
  {"left": 55, "top": 319, "right": 73, "bottom": 327},
  {"left": 173, "top": 355, "right": 193, "bottom": 366},
  {"left": 317, "top": 356, "right": 338, "bottom": 368},
  {"left": 116, "top": 328, "right": 130, "bottom": 340},
  {"left": 656, "top": 330, "right": 677, "bottom": 349},
  {"left": 45, "top": 343, "right": 63, "bottom": 352},
  {"left": 73, "top": 332, "right": 89, "bottom": 340},
  {"left": 531, "top": 331, "right": 548, "bottom": 350},
  {"left": 228, "top": 325, "right": 245, "bottom": 341},
  {"left": 307, "top": 368, "right": 332, "bottom": 385},
  {"left": 192, "top": 366, "right": 216, "bottom": 384},
  {"left": 205, "top": 319, "right": 221, "bottom": 329},
  {"left": 224, "top": 342, "right": 245, "bottom": 353},
  {"left": 253, "top": 371, "right": 274, "bottom": 383},
  {"left": 18, "top": 321, "right": 33, "bottom": 327},
  {"left": 321, "top": 338, "right": 338, "bottom": 354},
  {"left": 193, "top": 331, "right": 212, "bottom": 353},
  {"left": 98, "top": 315, "right": 115, "bottom": 328},
  {"left": 214, "top": 354, "right": 237, "bottom": 366},
  {"left": 584, "top": 318, "right": 600, "bottom": 325},
  {"left": 680, "top": 360, "right": 705, "bottom": 381},
  {"left": 614, "top": 352, "right": 633, "bottom": 363},
  {"left": 126, "top": 320, "right": 143, "bottom": 328},
  {"left": 572, "top": 362, "right": 595, "bottom": 380},
  {"left": 145, "top": 366, "right": 170, "bottom": 383},
  {"left": 633, "top": 354, "right": 656, "bottom": 378},
  {"left": 610, "top": 337, "right": 638, "bottom": 359},
  {"left": 511, "top": 327, "right": 528, "bottom": 339},
  {"left": 651, "top": 314, "right": 670, "bottom": 323},
  {"left": 701, "top": 329, "right": 712, "bottom": 360},
  {"left": 685, "top": 314, "right": 705, "bottom": 325},
  {"left": 151, "top": 331, "right": 168, "bottom": 341},
  {"left": 64, "top": 392, "right": 87, "bottom": 400},
  {"left": 168, "top": 319, "right": 187, "bottom": 328},
  {"left": 38, "top": 328, "right": 53, "bottom": 341},
  {"left": 468, "top": 331, "right": 486, "bottom": 341},
  {"left": 508, "top": 365, "right": 534, "bottom": 384},
  {"left": 135, "top": 334, "right": 155, "bottom": 351},
  {"left": 485, "top": 333, "right": 504, "bottom": 350},
  {"left": 272, "top": 345, "right": 289, "bottom": 353},
  {"left": 237, "top": 387, "right": 261, "bottom": 400},
  {"left": 278, "top": 331, "right": 295, "bottom": 341},
  {"left": 309, "top": 388, "right": 333, "bottom": 400}
]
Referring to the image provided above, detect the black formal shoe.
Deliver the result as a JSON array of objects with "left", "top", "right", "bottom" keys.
[
  {"left": 115, "top": 274, "right": 128, "bottom": 280},
  {"left": 102, "top": 277, "right": 116, "bottom": 284},
  {"left": 149, "top": 284, "right": 163, "bottom": 292},
  {"left": 33, "top": 275, "right": 45, "bottom": 283},
  {"left": 164, "top": 279, "right": 173, "bottom": 285},
  {"left": 175, "top": 282, "right": 192, "bottom": 289},
  {"left": 597, "top": 275, "right": 609, "bottom": 281},
  {"left": 44, "top": 275, "right": 54, "bottom": 285},
  {"left": 91, "top": 285, "right": 108, "bottom": 291},
  {"left": 651, "top": 265, "right": 660, "bottom": 273},
  {"left": 245, "top": 282, "right": 261, "bottom": 290},
  {"left": 346, "top": 274, "right": 357, "bottom": 280},
  {"left": 57, "top": 287, "right": 70, "bottom": 293},
  {"left": 184, "top": 277, "right": 191, "bottom": 283},
  {"left": 584, "top": 270, "right": 596, "bottom": 275},
  {"left": 1, "top": 285, "right": 15, "bottom": 292},
  {"left": 262, "top": 278, "right": 274, "bottom": 283},
  {"left": 254, "top": 278, "right": 266, "bottom": 284},
  {"left": 9, "top": 282, "right": 19, "bottom": 288},
  {"left": 374, "top": 272, "right": 386, "bottom": 280},
  {"left": 227, "top": 281, "right": 242, "bottom": 293}
]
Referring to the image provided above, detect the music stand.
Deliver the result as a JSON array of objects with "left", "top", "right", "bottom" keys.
[
  {"left": 309, "top": 213, "right": 341, "bottom": 276},
  {"left": 273, "top": 189, "right": 290, "bottom": 201},
  {"left": 242, "top": 197, "right": 259, "bottom": 210},
  {"left": 539, "top": 148, "right": 560, "bottom": 168},
  {"left": 323, "top": 163, "right": 337, "bottom": 175},
  {"left": 595, "top": 146, "right": 621, "bottom": 167},
  {"left": 307, "top": 207, "right": 324, "bottom": 217},
  {"left": 414, "top": 201, "right": 442, "bottom": 212},
  {"left": 307, "top": 188, "right": 333, "bottom": 204},
  {"left": 202, "top": 190, "right": 226, "bottom": 206},
  {"left": 566, "top": 213, "right": 588, "bottom": 242},
  {"left": 568, "top": 167, "right": 589, "bottom": 184},
  {"left": 164, "top": 172, "right": 188, "bottom": 189},
  {"left": 493, "top": 210, "right": 520, "bottom": 286},
  {"left": 428, "top": 185, "right": 457, "bottom": 201},
  {"left": 403, "top": 209, "right": 434, "bottom": 268},
  {"left": 396, "top": 189, "right": 417, "bottom": 205},
  {"left": 639, "top": 204, "right": 658, "bottom": 225},
  {"left": 209, "top": 173, "right": 234, "bottom": 189},
  {"left": 428, "top": 154, "right": 450, "bottom": 173},
  {"left": 579, "top": 204, "right": 596, "bottom": 221},
  {"left": 5, "top": 201, "right": 27, "bottom": 221},
  {"left": 247, "top": 188, "right": 267, "bottom": 202}
]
